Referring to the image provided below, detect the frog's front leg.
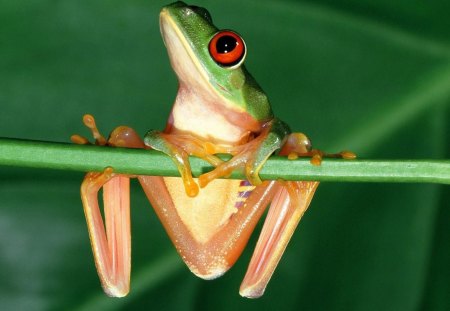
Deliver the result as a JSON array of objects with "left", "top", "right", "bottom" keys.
[
  {"left": 144, "top": 118, "right": 291, "bottom": 195},
  {"left": 197, "top": 118, "right": 291, "bottom": 187},
  {"left": 144, "top": 130, "right": 225, "bottom": 197}
]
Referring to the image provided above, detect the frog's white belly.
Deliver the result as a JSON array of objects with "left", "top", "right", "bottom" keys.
[{"left": 171, "top": 88, "right": 248, "bottom": 144}]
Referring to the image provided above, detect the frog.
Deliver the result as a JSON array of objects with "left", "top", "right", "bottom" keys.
[{"left": 72, "top": 1, "right": 354, "bottom": 299}]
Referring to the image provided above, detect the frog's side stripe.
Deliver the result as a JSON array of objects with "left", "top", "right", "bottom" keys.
[{"left": 235, "top": 180, "right": 255, "bottom": 209}]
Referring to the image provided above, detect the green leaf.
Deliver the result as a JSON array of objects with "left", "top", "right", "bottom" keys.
[{"left": 0, "top": 0, "right": 448, "bottom": 310}]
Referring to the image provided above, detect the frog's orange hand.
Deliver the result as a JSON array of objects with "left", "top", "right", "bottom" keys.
[
  {"left": 144, "top": 118, "right": 291, "bottom": 196},
  {"left": 73, "top": 115, "right": 144, "bottom": 297},
  {"left": 144, "top": 130, "right": 224, "bottom": 197},
  {"left": 198, "top": 118, "right": 291, "bottom": 187}
]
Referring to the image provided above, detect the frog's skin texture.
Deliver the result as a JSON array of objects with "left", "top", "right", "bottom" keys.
[{"left": 73, "top": 2, "right": 352, "bottom": 299}]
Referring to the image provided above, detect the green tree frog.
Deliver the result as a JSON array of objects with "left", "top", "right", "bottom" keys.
[{"left": 73, "top": 1, "right": 354, "bottom": 299}]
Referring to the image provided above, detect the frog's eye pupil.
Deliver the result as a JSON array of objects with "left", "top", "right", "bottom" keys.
[
  {"left": 216, "top": 35, "right": 237, "bottom": 54},
  {"left": 209, "top": 30, "right": 246, "bottom": 67}
]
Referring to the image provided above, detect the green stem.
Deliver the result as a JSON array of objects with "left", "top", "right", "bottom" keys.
[{"left": 0, "top": 137, "right": 449, "bottom": 184}]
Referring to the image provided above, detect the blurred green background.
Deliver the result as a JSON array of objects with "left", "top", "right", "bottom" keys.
[{"left": 0, "top": 0, "right": 449, "bottom": 310}]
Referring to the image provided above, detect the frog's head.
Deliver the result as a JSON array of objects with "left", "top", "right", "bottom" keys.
[{"left": 160, "top": 2, "right": 272, "bottom": 123}]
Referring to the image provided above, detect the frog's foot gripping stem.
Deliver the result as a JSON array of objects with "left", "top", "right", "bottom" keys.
[
  {"left": 280, "top": 133, "right": 356, "bottom": 165},
  {"left": 144, "top": 130, "right": 224, "bottom": 197},
  {"left": 71, "top": 114, "right": 108, "bottom": 146},
  {"left": 71, "top": 114, "right": 145, "bottom": 149}
]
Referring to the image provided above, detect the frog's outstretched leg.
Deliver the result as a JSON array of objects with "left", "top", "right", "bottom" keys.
[
  {"left": 81, "top": 169, "right": 131, "bottom": 297},
  {"left": 238, "top": 132, "right": 318, "bottom": 298},
  {"left": 239, "top": 132, "right": 355, "bottom": 298},
  {"left": 239, "top": 180, "right": 318, "bottom": 298},
  {"left": 73, "top": 114, "right": 144, "bottom": 297}
]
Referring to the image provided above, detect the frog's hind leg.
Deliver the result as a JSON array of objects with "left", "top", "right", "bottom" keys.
[
  {"left": 238, "top": 133, "right": 354, "bottom": 297},
  {"left": 238, "top": 132, "right": 323, "bottom": 298},
  {"left": 81, "top": 168, "right": 131, "bottom": 297},
  {"left": 239, "top": 180, "right": 318, "bottom": 298},
  {"left": 74, "top": 114, "right": 145, "bottom": 297}
]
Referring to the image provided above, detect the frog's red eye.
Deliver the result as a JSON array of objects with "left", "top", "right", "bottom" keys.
[{"left": 209, "top": 30, "right": 246, "bottom": 67}]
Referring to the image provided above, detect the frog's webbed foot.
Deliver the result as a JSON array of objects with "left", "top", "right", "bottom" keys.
[
  {"left": 281, "top": 132, "right": 356, "bottom": 165},
  {"left": 144, "top": 130, "right": 225, "bottom": 197}
]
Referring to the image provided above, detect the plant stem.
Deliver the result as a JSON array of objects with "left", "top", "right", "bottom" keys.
[{"left": 0, "top": 138, "right": 449, "bottom": 184}]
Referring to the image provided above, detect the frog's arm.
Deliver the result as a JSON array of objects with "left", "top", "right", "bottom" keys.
[
  {"left": 143, "top": 131, "right": 224, "bottom": 197},
  {"left": 198, "top": 117, "right": 291, "bottom": 187},
  {"left": 144, "top": 117, "right": 291, "bottom": 195}
]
